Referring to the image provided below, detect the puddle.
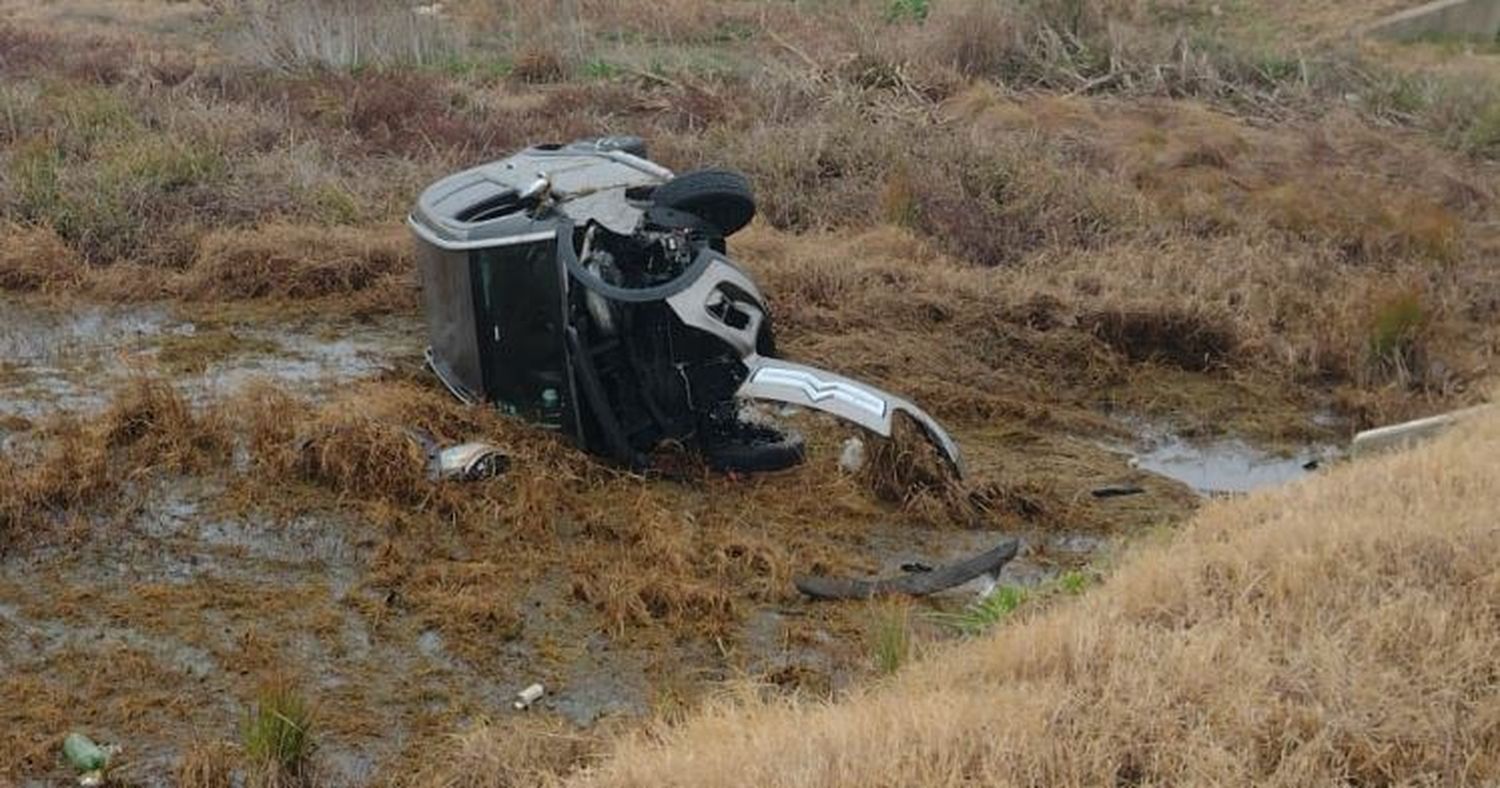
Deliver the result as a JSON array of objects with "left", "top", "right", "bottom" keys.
[
  {"left": 0, "top": 295, "right": 422, "bottom": 422},
  {"left": 1132, "top": 435, "right": 1337, "bottom": 496}
]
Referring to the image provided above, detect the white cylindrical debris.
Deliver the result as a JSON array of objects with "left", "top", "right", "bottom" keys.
[
  {"left": 513, "top": 683, "right": 545, "bottom": 710},
  {"left": 1350, "top": 404, "right": 1493, "bottom": 458}
]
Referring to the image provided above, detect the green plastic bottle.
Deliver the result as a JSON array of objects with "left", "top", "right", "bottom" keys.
[{"left": 62, "top": 732, "right": 109, "bottom": 772}]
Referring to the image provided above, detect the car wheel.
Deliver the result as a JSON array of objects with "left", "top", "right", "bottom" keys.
[
  {"left": 651, "top": 169, "right": 756, "bottom": 237},
  {"left": 703, "top": 424, "right": 805, "bottom": 473}
]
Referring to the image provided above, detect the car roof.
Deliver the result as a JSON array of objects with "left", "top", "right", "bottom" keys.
[{"left": 410, "top": 139, "right": 673, "bottom": 249}]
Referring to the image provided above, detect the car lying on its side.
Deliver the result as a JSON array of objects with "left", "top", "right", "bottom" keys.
[{"left": 408, "top": 136, "right": 963, "bottom": 475}]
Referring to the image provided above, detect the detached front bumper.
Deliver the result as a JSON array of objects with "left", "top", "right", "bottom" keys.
[
  {"left": 737, "top": 357, "right": 966, "bottom": 477},
  {"left": 658, "top": 251, "right": 967, "bottom": 477}
]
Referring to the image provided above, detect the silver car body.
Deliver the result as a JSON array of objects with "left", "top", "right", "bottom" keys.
[{"left": 411, "top": 139, "right": 965, "bottom": 475}]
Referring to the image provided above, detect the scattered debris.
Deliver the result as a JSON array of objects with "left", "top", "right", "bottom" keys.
[
  {"left": 514, "top": 683, "right": 546, "bottom": 711},
  {"left": 838, "top": 437, "right": 867, "bottom": 474},
  {"left": 62, "top": 732, "right": 114, "bottom": 787},
  {"left": 1091, "top": 483, "right": 1145, "bottom": 498},
  {"left": 432, "top": 441, "right": 509, "bottom": 481},
  {"left": 794, "top": 539, "right": 1020, "bottom": 600},
  {"left": 1350, "top": 405, "right": 1493, "bottom": 458},
  {"left": 407, "top": 429, "right": 509, "bottom": 481}
]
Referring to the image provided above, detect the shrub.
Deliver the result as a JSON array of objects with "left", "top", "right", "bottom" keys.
[
  {"left": 1367, "top": 290, "right": 1428, "bottom": 374},
  {"left": 931, "top": 584, "right": 1028, "bottom": 635},
  {"left": 243, "top": 679, "right": 316, "bottom": 783},
  {"left": 512, "top": 45, "right": 569, "bottom": 84},
  {"left": 885, "top": 0, "right": 930, "bottom": 24},
  {"left": 869, "top": 600, "right": 914, "bottom": 675}
]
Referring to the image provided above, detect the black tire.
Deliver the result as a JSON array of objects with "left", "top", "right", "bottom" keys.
[
  {"left": 652, "top": 169, "right": 756, "bottom": 237},
  {"left": 703, "top": 425, "right": 805, "bottom": 473}
]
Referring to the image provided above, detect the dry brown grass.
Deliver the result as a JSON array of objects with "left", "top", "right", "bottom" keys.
[
  {"left": 175, "top": 739, "right": 237, "bottom": 788},
  {"left": 0, "top": 223, "right": 87, "bottom": 292},
  {"left": 566, "top": 407, "right": 1500, "bottom": 787},
  {"left": 175, "top": 223, "right": 414, "bottom": 303},
  {"left": 0, "top": 221, "right": 416, "bottom": 313},
  {"left": 736, "top": 210, "right": 1492, "bottom": 434},
  {"left": 0, "top": 376, "right": 230, "bottom": 551},
  {"left": 409, "top": 716, "right": 597, "bottom": 788},
  {"left": 2, "top": 3, "right": 1499, "bottom": 780}
]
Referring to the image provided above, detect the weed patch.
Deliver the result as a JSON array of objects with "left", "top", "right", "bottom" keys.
[
  {"left": 243, "top": 679, "right": 316, "bottom": 785},
  {"left": 868, "top": 600, "right": 913, "bottom": 675},
  {"left": 931, "top": 584, "right": 1028, "bottom": 636}
]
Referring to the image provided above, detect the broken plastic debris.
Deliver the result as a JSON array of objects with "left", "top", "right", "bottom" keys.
[
  {"left": 838, "top": 437, "right": 866, "bottom": 474},
  {"left": 513, "top": 683, "right": 545, "bottom": 710},
  {"left": 63, "top": 732, "right": 115, "bottom": 786},
  {"left": 1091, "top": 484, "right": 1145, "bottom": 498},
  {"left": 795, "top": 539, "right": 1020, "bottom": 600},
  {"left": 433, "top": 441, "right": 509, "bottom": 481},
  {"left": 1349, "top": 404, "right": 1493, "bottom": 458}
]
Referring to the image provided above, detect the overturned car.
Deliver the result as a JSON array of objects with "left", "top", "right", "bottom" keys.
[{"left": 409, "top": 136, "right": 963, "bottom": 475}]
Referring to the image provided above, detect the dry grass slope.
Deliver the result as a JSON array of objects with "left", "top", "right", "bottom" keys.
[{"left": 567, "top": 410, "right": 1500, "bottom": 787}]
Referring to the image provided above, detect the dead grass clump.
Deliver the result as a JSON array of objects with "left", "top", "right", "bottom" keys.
[
  {"left": 702, "top": 529, "right": 792, "bottom": 603},
  {"left": 860, "top": 418, "right": 983, "bottom": 528},
  {"left": 405, "top": 560, "right": 526, "bottom": 661},
  {"left": 690, "top": 117, "right": 876, "bottom": 230},
  {"left": 572, "top": 408, "right": 1500, "bottom": 788},
  {"left": 513, "top": 46, "right": 571, "bottom": 84},
  {"left": 1250, "top": 181, "right": 1463, "bottom": 264},
  {"left": 1363, "top": 286, "right": 1432, "bottom": 386},
  {"left": 411, "top": 716, "right": 595, "bottom": 788},
  {"left": 573, "top": 567, "right": 737, "bottom": 637},
  {"left": 566, "top": 490, "right": 738, "bottom": 634},
  {"left": 100, "top": 377, "right": 232, "bottom": 473},
  {"left": 0, "top": 223, "right": 87, "bottom": 292},
  {"left": 1084, "top": 306, "right": 1238, "bottom": 372},
  {"left": 920, "top": 0, "right": 1032, "bottom": 79},
  {"left": 231, "top": 381, "right": 311, "bottom": 474},
  {"left": 0, "top": 377, "right": 230, "bottom": 549},
  {"left": 290, "top": 410, "right": 430, "bottom": 503},
  {"left": 175, "top": 739, "right": 237, "bottom": 788},
  {"left": 342, "top": 72, "right": 479, "bottom": 155},
  {"left": 0, "top": 418, "right": 107, "bottom": 550},
  {"left": 177, "top": 223, "right": 413, "bottom": 301},
  {"left": 877, "top": 163, "right": 920, "bottom": 228}
]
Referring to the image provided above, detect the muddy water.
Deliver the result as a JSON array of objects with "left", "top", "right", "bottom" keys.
[
  {"left": 0, "top": 295, "right": 421, "bottom": 423},
  {"left": 1131, "top": 434, "right": 1338, "bottom": 496}
]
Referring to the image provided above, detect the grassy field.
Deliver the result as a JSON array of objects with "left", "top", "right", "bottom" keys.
[
  {"left": 1, "top": 0, "right": 1497, "bottom": 784},
  {"left": 563, "top": 401, "right": 1500, "bottom": 788}
]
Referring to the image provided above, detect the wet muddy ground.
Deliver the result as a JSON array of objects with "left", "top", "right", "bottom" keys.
[
  {"left": 0, "top": 295, "right": 1342, "bottom": 785},
  {"left": 0, "top": 295, "right": 421, "bottom": 423}
]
